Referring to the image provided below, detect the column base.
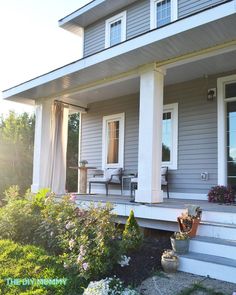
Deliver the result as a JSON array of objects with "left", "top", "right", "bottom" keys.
[
  {"left": 135, "top": 189, "right": 163, "bottom": 203},
  {"left": 31, "top": 184, "right": 40, "bottom": 193}
]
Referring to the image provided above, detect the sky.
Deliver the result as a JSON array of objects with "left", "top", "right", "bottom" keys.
[{"left": 0, "top": 0, "right": 91, "bottom": 115}]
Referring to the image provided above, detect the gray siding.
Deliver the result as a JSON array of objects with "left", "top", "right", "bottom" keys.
[
  {"left": 178, "top": 0, "right": 228, "bottom": 18},
  {"left": 81, "top": 94, "right": 139, "bottom": 174},
  {"left": 126, "top": 0, "right": 150, "bottom": 39},
  {"left": 83, "top": 0, "right": 150, "bottom": 57},
  {"left": 81, "top": 76, "right": 219, "bottom": 195},
  {"left": 83, "top": 0, "right": 229, "bottom": 57},
  {"left": 83, "top": 21, "right": 105, "bottom": 57}
]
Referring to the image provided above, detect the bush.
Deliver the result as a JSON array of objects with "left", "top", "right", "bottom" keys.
[
  {"left": 60, "top": 203, "right": 122, "bottom": 280},
  {"left": 122, "top": 210, "right": 143, "bottom": 252},
  {"left": 0, "top": 240, "right": 67, "bottom": 295},
  {"left": 208, "top": 185, "right": 235, "bottom": 203}
]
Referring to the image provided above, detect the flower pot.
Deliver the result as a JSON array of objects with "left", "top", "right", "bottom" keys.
[
  {"left": 170, "top": 237, "right": 189, "bottom": 254},
  {"left": 161, "top": 256, "right": 179, "bottom": 273},
  {"left": 177, "top": 217, "right": 201, "bottom": 238}
]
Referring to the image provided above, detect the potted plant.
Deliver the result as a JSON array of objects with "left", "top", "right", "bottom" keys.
[
  {"left": 177, "top": 205, "right": 202, "bottom": 238},
  {"left": 208, "top": 185, "right": 235, "bottom": 204},
  {"left": 161, "top": 249, "right": 179, "bottom": 273},
  {"left": 79, "top": 160, "right": 88, "bottom": 167},
  {"left": 170, "top": 232, "right": 189, "bottom": 254}
]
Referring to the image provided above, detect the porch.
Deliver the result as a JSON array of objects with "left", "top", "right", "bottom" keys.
[{"left": 72, "top": 194, "right": 236, "bottom": 283}]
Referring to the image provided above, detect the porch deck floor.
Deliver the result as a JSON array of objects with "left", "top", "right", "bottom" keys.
[{"left": 74, "top": 194, "right": 236, "bottom": 213}]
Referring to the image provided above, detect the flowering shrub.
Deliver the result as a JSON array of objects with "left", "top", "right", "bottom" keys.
[
  {"left": 122, "top": 210, "right": 143, "bottom": 252},
  {"left": 83, "top": 277, "right": 139, "bottom": 295},
  {"left": 208, "top": 185, "right": 235, "bottom": 203},
  {"left": 60, "top": 203, "right": 122, "bottom": 280}
]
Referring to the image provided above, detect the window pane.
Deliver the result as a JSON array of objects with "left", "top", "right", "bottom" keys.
[
  {"left": 156, "top": 0, "right": 171, "bottom": 28},
  {"left": 227, "top": 101, "right": 236, "bottom": 189},
  {"left": 225, "top": 83, "right": 236, "bottom": 99},
  {"left": 162, "top": 112, "right": 172, "bottom": 162},
  {"left": 107, "top": 121, "right": 119, "bottom": 164},
  {"left": 110, "top": 20, "right": 121, "bottom": 46}
]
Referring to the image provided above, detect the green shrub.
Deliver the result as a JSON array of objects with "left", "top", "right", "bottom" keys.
[
  {"left": 0, "top": 198, "right": 42, "bottom": 244},
  {"left": 122, "top": 210, "right": 143, "bottom": 252},
  {"left": 0, "top": 240, "right": 67, "bottom": 295},
  {"left": 60, "top": 203, "right": 122, "bottom": 280}
]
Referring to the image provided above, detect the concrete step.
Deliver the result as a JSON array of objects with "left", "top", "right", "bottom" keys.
[
  {"left": 178, "top": 252, "right": 236, "bottom": 284},
  {"left": 189, "top": 236, "right": 236, "bottom": 259},
  {"left": 197, "top": 221, "right": 236, "bottom": 239},
  {"left": 202, "top": 210, "right": 236, "bottom": 225}
]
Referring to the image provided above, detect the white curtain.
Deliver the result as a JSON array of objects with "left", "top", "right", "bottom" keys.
[{"left": 43, "top": 102, "right": 69, "bottom": 194}]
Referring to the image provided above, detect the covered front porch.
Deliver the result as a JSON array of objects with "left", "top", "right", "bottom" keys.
[{"left": 3, "top": 2, "right": 236, "bottom": 203}]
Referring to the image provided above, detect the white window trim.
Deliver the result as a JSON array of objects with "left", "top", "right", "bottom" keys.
[
  {"left": 162, "top": 103, "right": 178, "bottom": 170},
  {"left": 105, "top": 11, "right": 127, "bottom": 48},
  {"left": 102, "top": 113, "right": 125, "bottom": 169},
  {"left": 217, "top": 74, "right": 236, "bottom": 186},
  {"left": 150, "top": 0, "right": 178, "bottom": 30}
]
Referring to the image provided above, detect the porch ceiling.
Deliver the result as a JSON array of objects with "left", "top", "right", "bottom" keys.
[
  {"left": 66, "top": 49, "right": 236, "bottom": 104},
  {"left": 2, "top": 3, "right": 236, "bottom": 105}
]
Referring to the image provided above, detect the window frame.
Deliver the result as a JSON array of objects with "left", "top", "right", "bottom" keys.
[
  {"left": 162, "top": 103, "right": 178, "bottom": 170},
  {"left": 105, "top": 11, "right": 127, "bottom": 48},
  {"left": 102, "top": 113, "right": 125, "bottom": 169},
  {"left": 150, "top": 0, "right": 178, "bottom": 30}
]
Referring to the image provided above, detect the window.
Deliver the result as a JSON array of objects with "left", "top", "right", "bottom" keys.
[
  {"left": 102, "top": 113, "right": 125, "bottom": 168},
  {"left": 105, "top": 12, "right": 126, "bottom": 48},
  {"left": 150, "top": 0, "right": 178, "bottom": 29},
  {"left": 162, "top": 103, "right": 178, "bottom": 169}
]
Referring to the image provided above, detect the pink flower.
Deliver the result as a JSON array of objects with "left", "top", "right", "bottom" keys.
[
  {"left": 82, "top": 262, "right": 89, "bottom": 270},
  {"left": 69, "top": 195, "right": 76, "bottom": 203}
]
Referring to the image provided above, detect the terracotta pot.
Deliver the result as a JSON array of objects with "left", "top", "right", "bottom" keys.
[
  {"left": 170, "top": 237, "right": 189, "bottom": 254},
  {"left": 177, "top": 217, "right": 200, "bottom": 238},
  {"left": 161, "top": 256, "right": 179, "bottom": 273}
]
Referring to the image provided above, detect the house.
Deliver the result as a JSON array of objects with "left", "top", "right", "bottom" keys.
[{"left": 3, "top": 0, "right": 236, "bottom": 283}]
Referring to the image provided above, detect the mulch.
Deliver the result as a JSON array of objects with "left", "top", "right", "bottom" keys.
[{"left": 112, "top": 230, "right": 172, "bottom": 286}]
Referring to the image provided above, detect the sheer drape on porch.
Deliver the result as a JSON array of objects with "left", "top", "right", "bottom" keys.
[{"left": 41, "top": 102, "right": 69, "bottom": 194}]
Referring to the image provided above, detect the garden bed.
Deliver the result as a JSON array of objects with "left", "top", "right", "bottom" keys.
[{"left": 112, "top": 230, "right": 172, "bottom": 286}]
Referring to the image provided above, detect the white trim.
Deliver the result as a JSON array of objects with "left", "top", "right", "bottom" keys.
[
  {"left": 162, "top": 103, "right": 178, "bottom": 170},
  {"left": 87, "top": 187, "right": 207, "bottom": 200},
  {"left": 217, "top": 74, "right": 236, "bottom": 186},
  {"left": 150, "top": 0, "right": 178, "bottom": 30},
  {"left": 102, "top": 113, "right": 125, "bottom": 169},
  {"left": 105, "top": 11, "right": 127, "bottom": 48},
  {"left": 3, "top": 1, "right": 235, "bottom": 100}
]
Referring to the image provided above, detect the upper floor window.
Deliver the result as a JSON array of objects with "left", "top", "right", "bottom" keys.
[
  {"left": 150, "top": 0, "right": 178, "bottom": 29},
  {"left": 105, "top": 11, "right": 127, "bottom": 48}
]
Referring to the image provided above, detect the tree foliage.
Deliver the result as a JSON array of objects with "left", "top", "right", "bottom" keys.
[
  {"left": 0, "top": 111, "right": 80, "bottom": 197},
  {"left": 0, "top": 111, "right": 35, "bottom": 195}
]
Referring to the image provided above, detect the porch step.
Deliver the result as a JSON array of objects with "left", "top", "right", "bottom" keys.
[
  {"left": 189, "top": 236, "right": 236, "bottom": 259},
  {"left": 178, "top": 252, "right": 236, "bottom": 284},
  {"left": 197, "top": 221, "right": 236, "bottom": 239}
]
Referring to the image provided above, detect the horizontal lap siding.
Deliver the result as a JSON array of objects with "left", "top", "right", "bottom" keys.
[
  {"left": 83, "top": 21, "right": 105, "bottom": 57},
  {"left": 83, "top": 0, "right": 150, "bottom": 57},
  {"left": 81, "top": 94, "right": 139, "bottom": 178},
  {"left": 178, "top": 0, "right": 228, "bottom": 18},
  {"left": 81, "top": 77, "right": 219, "bottom": 195},
  {"left": 127, "top": 0, "right": 150, "bottom": 39},
  {"left": 165, "top": 78, "right": 217, "bottom": 194}
]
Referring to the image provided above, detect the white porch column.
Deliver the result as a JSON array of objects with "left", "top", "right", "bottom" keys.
[
  {"left": 135, "top": 66, "right": 165, "bottom": 203},
  {"left": 31, "top": 99, "right": 69, "bottom": 194}
]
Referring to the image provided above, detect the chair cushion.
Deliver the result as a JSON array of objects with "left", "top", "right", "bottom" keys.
[
  {"left": 104, "top": 168, "right": 121, "bottom": 183},
  {"left": 161, "top": 167, "right": 168, "bottom": 185},
  {"left": 131, "top": 177, "right": 138, "bottom": 183},
  {"left": 89, "top": 177, "right": 108, "bottom": 183}
]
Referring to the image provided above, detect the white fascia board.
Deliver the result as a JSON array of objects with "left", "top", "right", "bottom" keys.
[
  {"left": 58, "top": 0, "right": 105, "bottom": 28},
  {"left": 3, "top": 1, "right": 236, "bottom": 100}
]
